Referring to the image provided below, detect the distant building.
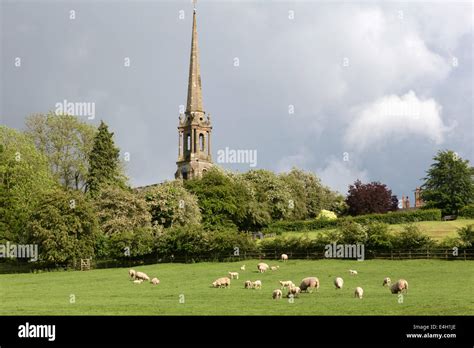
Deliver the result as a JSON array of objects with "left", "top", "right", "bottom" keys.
[{"left": 414, "top": 187, "right": 425, "bottom": 208}]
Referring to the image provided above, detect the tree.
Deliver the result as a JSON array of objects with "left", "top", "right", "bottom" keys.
[
  {"left": 86, "top": 121, "right": 126, "bottom": 194},
  {"left": 27, "top": 189, "right": 99, "bottom": 265},
  {"left": 26, "top": 113, "right": 96, "bottom": 190},
  {"left": 346, "top": 180, "right": 398, "bottom": 216},
  {"left": 141, "top": 180, "right": 201, "bottom": 228},
  {"left": 421, "top": 150, "right": 474, "bottom": 215}
]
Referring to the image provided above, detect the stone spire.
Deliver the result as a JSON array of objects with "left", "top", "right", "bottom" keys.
[{"left": 186, "top": 9, "right": 203, "bottom": 113}]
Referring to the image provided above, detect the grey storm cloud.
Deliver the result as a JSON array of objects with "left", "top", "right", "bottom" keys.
[{"left": 1, "top": 0, "right": 472, "bottom": 197}]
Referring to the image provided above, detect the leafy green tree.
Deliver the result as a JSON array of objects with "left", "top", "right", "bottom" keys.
[
  {"left": 338, "top": 221, "right": 368, "bottom": 244},
  {"left": 141, "top": 180, "right": 201, "bottom": 228},
  {"left": 27, "top": 189, "right": 99, "bottom": 265},
  {"left": 393, "top": 224, "right": 434, "bottom": 250},
  {"left": 421, "top": 150, "right": 474, "bottom": 215},
  {"left": 86, "top": 121, "right": 126, "bottom": 194},
  {"left": 108, "top": 227, "right": 155, "bottom": 259},
  {"left": 457, "top": 224, "right": 474, "bottom": 247},
  {"left": 26, "top": 113, "right": 96, "bottom": 190},
  {"left": 365, "top": 222, "right": 393, "bottom": 250}
]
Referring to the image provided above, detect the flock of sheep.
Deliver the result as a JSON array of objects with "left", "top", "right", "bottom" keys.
[
  {"left": 128, "top": 269, "right": 160, "bottom": 285},
  {"left": 211, "top": 254, "right": 409, "bottom": 300}
]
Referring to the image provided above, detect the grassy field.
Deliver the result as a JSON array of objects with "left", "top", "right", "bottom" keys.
[
  {"left": 279, "top": 218, "right": 474, "bottom": 241},
  {"left": 0, "top": 259, "right": 472, "bottom": 315}
]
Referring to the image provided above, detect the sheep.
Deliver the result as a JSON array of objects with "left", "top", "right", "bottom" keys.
[
  {"left": 279, "top": 280, "right": 295, "bottom": 290},
  {"left": 151, "top": 278, "right": 160, "bottom": 285},
  {"left": 270, "top": 266, "right": 279, "bottom": 271},
  {"left": 382, "top": 277, "right": 391, "bottom": 287},
  {"left": 212, "top": 277, "right": 231, "bottom": 288},
  {"left": 133, "top": 279, "right": 143, "bottom": 284},
  {"left": 252, "top": 280, "right": 262, "bottom": 289},
  {"left": 349, "top": 269, "right": 358, "bottom": 275},
  {"left": 240, "top": 265, "right": 246, "bottom": 271},
  {"left": 281, "top": 254, "right": 288, "bottom": 262},
  {"left": 135, "top": 271, "right": 150, "bottom": 282},
  {"left": 390, "top": 279, "right": 408, "bottom": 294},
  {"left": 334, "top": 277, "right": 344, "bottom": 290},
  {"left": 299, "top": 277, "right": 319, "bottom": 293},
  {"left": 272, "top": 289, "right": 283, "bottom": 299},
  {"left": 354, "top": 287, "right": 364, "bottom": 299},
  {"left": 257, "top": 263, "right": 269, "bottom": 273},
  {"left": 129, "top": 269, "right": 136, "bottom": 280},
  {"left": 244, "top": 280, "right": 253, "bottom": 289},
  {"left": 228, "top": 272, "right": 239, "bottom": 280},
  {"left": 287, "top": 286, "right": 301, "bottom": 297}
]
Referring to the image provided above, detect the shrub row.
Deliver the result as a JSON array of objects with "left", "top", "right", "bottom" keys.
[{"left": 459, "top": 204, "right": 474, "bottom": 218}]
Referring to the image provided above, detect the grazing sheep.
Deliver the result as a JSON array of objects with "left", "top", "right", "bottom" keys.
[
  {"left": 151, "top": 278, "right": 160, "bottom": 285},
  {"left": 382, "top": 277, "right": 391, "bottom": 287},
  {"left": 287, "top": 286, "right": 301, "bottom": 297},
  {"left": 212, "top": 277, "right": 231, "bottom": 288},
  {"left": 129, "top": 269, "right": 136, "bottom": 280},
  {"left": 228, "top": 272, "right": 239, "bottom": 280},
  {"left": 390, "top": 279, "right": 408, "bottom": 294},
  {"left": 281, "top": 254, "right": 288, "bottom": 262},
  {"left": 134, "top": 271, "right": 150, "bottom": 282},
  {"left": 354, "top": 287, "right": 364, "bottom": 299},
  {"left": 334, "top": 277, "right": 344, "bottom": 289},
  {"left": 272, "top": 289, "right": 283, "bottom": 299},
  {"left": 279, "top": 280, "right": 295, "bottom": 290},
  {"left": 133, "top": 279, "right": 143, "bottom": 284},
  {"left": 257, "top": 263, "right": 269, "bottom": 273},
  {"left": 349, "top": 269, "right": 358, "bottom": 275},
  {"left": 240, "top": 265, "right": 246, "bottom": 271},
  {"left": 244, "top": 280, "right": 253, "bottom": 289},
  {"left": 299, "top": 277, "right": 320, "bottom": 292},
  {"left": 271, "top": 266, "right": 279, "bottom": 271},
  {"left": 252, "top": 280, "right": 262, "bottom": 289}
]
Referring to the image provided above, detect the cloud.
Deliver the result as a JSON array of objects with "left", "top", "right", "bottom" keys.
[
  {"left": 344, "top": 90, "right": 453, "bottom": 152},
  {"left": 318, "top": 158, "right": 369, "bottom": 195}
]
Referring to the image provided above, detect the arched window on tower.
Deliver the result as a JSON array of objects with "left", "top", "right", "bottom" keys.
[
  {"left": 199, "top": 133, "right": 204, "bottom": 151},
  {"left": 186, "top": 134, "right": 191, "bottom": 152}
]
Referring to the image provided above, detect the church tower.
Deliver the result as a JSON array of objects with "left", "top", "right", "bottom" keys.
[{"left": 175, "top": 8, "right": 213, "bottom": 180}]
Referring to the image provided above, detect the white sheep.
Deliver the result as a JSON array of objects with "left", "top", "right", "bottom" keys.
[
  {"left": 129, "top": 269, "right": 136, "bottom": 280},
  {"left": 382, "top": 277, "right": 391, "bottom": 287},
  {"left": 390, "top": 279, "right": 408, "bottom": 294},
  {"left": 349, "top": 269, "right": 358, "bottom": 275},
  {"left": 240, "top": 265, "right": 246, "bottom": 271},
  {"left": 212, "top": 277, "right": 231, "bottom": 288},
  {"left": 133, "top": 279, "right": 143, "bottom": 284},
  {"left": 257, "top": 263, "right": 269, "bottom": 273},
  {"left": 244, "top": 280, "right": 253, "bottom": 289},
  {"left": 271, "top": 266, "right": 279, "bottom": 271},
  {"left": 253, "top": 280, "right": 262, "bottom": 289},
  {"left": 272, "top": 289, "right": 283, "bottom": 299},
  {"left": 354, "top": 287, "right": 364, "bottom": 299},
  {"left": 334, "top": 277, "right": 344, "bottom": 289},
  {"left": 228, "top": 272, "right": 239, "bottom": 280},
  {"left": 281, "top": 254, "right": 288, "bottom": 262},
  {"left": 135, "top": 271, "right": 150, "bottom": 282},
  {"left": 279, "top": 280, "right": 295, "bottom": 290},
  {"left": 287, "top": 286, "right": 301, "bottom": 297},
  {"left": 299, "top": 277, "right": 319, "bottom": 293},
  {"left": 151, "top": 278, "right": 160, "bottom": 285}
]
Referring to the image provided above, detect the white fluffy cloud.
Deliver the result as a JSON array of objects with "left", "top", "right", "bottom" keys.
[
  {"left": 344, "top": 90, "right": 453, "bottom": 152},
  {"left": 318, "top": 158, "right": 369, "bottom": 195}
]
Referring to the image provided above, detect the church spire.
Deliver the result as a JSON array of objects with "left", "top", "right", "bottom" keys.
[{"left": 186, "top": 8, "right": 203, "bottom": 113}]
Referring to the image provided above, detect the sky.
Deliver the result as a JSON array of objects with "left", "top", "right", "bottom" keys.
[{"left": 1, "top": 0, "right": 473, "bottom": 200}]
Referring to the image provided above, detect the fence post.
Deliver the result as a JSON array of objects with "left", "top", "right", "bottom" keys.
[
  {"left": 445, "top": 249, "right": 448, "bottom": 260},
  {"left": 391, "top": 251, "right": 393, "bottom": 260},
  {"left": 427, "top": 249, "right": 429, "bottom": 259},
  {"left": 464, "top": 250, "right": 467, "bottom": 260},
  {"left": 409, "top": 251, "right": 411, "bottom": 259}
]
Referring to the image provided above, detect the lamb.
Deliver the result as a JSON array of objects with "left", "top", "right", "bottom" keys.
[
  {"left": 240, "top": 265, "right": 246, "bottom": 271},
  {"left": 349, "top": 269, "right": 358, "bottom": 275},
  {"left": 272, "top": 289, "right": 283, "bottom": 299},
  {"left": 334, "top": 277, "right": 344, "bottom": 289},
  {"left": 382, "top": 277, "right": 391, "bottom": 287},
  {"left": 212, "top": 277, "right": 231, "bottom": 288},
  {"left": 281, "top": 254, "right": 288, "bottom": 261},
  {"left": 135, "top": 271, "right": 150, "bottom": 282},
  {"left": 354, "top": 287, "right": 364, "bottom": 299},
  {"left": 252, "top": 280, "right": 262, "bottom": 289},
  {"left": 228, "top": 272, "right": 239, "bottom": 280},
  {"left": 151, "top": 278, "right": 160, "bottom": 285},
  {"left": 270, "top": 266, "right": 279, "bottom": 271},
  {"left": 279, "top": 280, "right": 295, "bottom": 289},
  {"left": 390, "top": 279, "right": 408, "bottom": 294},
  {"left": 257, "top": 263, "right": 269, "bottom": 273},
  {"left": 133, "top": 279, "right": 143, "bottom": 284},
  {"left": 299, "top": 277, "right": 319, "bottom": 292},
  {"left": 129, "top": 269, "right": 136, "bottom": 280},
  {"left": 287, "top": 286, "right": 301, "bottom": 297},
  {"left": 244, "top": 280, "right": 253, "bottom": 289}
]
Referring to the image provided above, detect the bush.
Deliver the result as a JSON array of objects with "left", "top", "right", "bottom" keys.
[
  {"left": 365, "top": 222, "right": 393, "bottom": 250},
  {"left": 108, "top": 227, "right": 155, "bottom": 260},
  {"left": 260, "top": 235, "right": 314, "bottom": 255},
  {"left": 457, "top": 224, "right": 474, "bottom": 247},
  {"left": 316, "top": 210, "right": 337, "bottom": 220},
  {"left": 338, "top": 221, "right": 368, "bottom": 244},
  {"left": 459, "top": 204, "right": 474, "bottom": 218},
  {"left": 392, "top": 224, "right": 435, "bottom": 250}
]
